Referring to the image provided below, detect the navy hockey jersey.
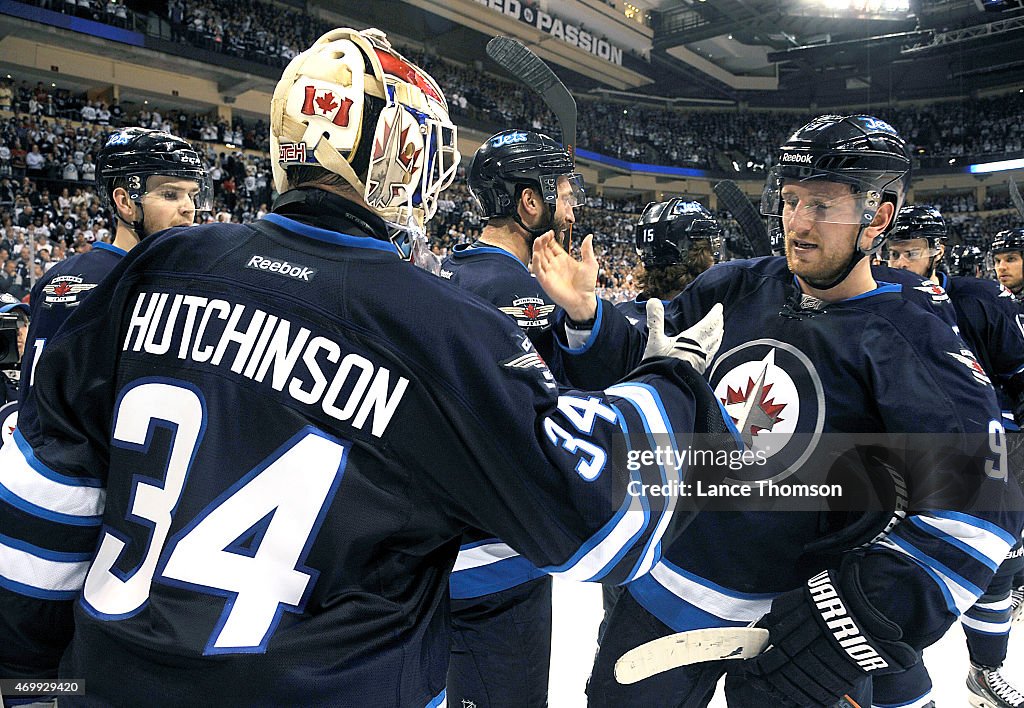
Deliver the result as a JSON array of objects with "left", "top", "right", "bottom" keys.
[
  {"left": 615, "top": 297, "right": 659, "bottom": 329},
  {"left": 19, "top": 242, "right": 127, "bottom": 401},
  {"left": 0, "top": 212, "right": 729, "bottom": 707},
  {"left": 440, "top": 242, "right": 559, "bottom": 599},
  {"left": 556, "top": 256, "right": 1024, "bottom": 649},
  {"left": 872, "top": 263, "right": 958, "bottom": 330},
  {"left": 440, "top": 243, "right": 557, "bottom": 365},
  {"left": 938, "top": 271, "right": 1024, "bottom": 428}
]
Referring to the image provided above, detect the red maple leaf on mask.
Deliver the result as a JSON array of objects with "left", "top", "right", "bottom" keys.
[{"left": 315, "top": 92, "right": 338, "bottom": 115}]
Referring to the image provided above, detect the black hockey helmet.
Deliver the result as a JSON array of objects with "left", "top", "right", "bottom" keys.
[
  {"left": 636, "top": 198, "right": 721, "bottom": 268},
  {"left": 991, "top": 228, "right": 1024, "bottom": 255},
  {"left": 889, "top": 205, "right": 947, "bottom": 245},
  {"left": 762, "top": 114, "right": 911, "bottom": 248},
  {"left": 948, "top": 245, "right": 985, "bottom": 277},
  {"left": 97, "top": 127, "right": 212, "bottom": 234},
  {"left": 468, "top": 129, "right": 583, "bottom": 232}
]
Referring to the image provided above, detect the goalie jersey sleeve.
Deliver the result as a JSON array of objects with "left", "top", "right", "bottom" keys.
[{"left": 0, "top": 217, "right": 727, "bottom": 705}]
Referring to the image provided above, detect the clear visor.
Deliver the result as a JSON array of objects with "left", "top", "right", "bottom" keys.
[
  {"left": 560, "top": 173, "right": 586, "bottom": 209},
  {"left": 761, "top": 166, "right": 881, "bottom": 228},
  {"left": 885, "top": 244, "right": 940, "bottom": 264},
  {"left": 139, "top": 176, "right": 213, "bottom": 220}
]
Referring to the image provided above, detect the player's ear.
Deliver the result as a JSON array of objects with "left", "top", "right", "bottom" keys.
[
  {"left": 111, "top": 186, "right": 137, "bottom": 222},
  {"left": 861, "top": 201, "right": 895, "bottom": 246},
  {"left": 519, "top": 186, "right": 541, "bottom": 217}
]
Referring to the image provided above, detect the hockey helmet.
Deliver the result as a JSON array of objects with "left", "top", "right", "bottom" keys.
[
  {"left": 270, "top": 28, "right": 459, "bottom": 256},
  {"left": 991, "top": 228, "right": 1024, "bottom": 255},
  {"left": 948, "top": 245, "right": 985, "bottom": 277},
  {"left": 889, "top": 205, "right": 947, "bottom": 245},
  {"left": 468, "top": 129, "right": 583, "bottom": 221},
  {"left": 97, "top": 127, "right": 212, "bottom": 215},
  {"left": 761, "top": 114, "right": 912, "bottom": 254},
  {"left": 635, "top": 198, "right": 721, "bottom": 268}
]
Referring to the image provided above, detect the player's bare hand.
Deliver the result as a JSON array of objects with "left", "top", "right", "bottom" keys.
[{"left": 531, "top": 232, "right": 598, "bottom": 322}]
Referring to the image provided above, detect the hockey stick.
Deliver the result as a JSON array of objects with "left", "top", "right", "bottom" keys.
[
  {"left": 1010, "top": 176, "right": 1024, "bottom": 220},
  {"left": 714, "top": 180, "right": 773, "bottom": 257},
  {"left": 614, "top": 626, "right": 862, "bottom": 707},
  {"left": 485, "top": 36, "right": 577, "bottom": 164},
  {"left": 614, "top": 626, "right": 769, "bottom": 684}
]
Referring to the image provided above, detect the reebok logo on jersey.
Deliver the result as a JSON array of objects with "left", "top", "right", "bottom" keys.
[
  {"left": 781, "top": 152, "right": 813, "bottom": 164},
  {"left": 246, "top": 255, "right": 317, "bottom": 282},
  {"left": 807, "top": 571, "right": 889, "bottom": 672}
]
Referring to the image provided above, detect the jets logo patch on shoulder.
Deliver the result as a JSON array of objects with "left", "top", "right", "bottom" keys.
[
  {"left": 42, "top": 275, "right": 96, "bottom": 306},
  {"left": 499, "top": 297, "right": 555, "bottom": 328},
  {"left": 709, "top": 339, "right": 825, "bottom": 483},
  {"left": 948, "top": 348, "right": 992, "bottom": 386},
  {"left": 912, "top": 281, "right": 950, "bottom": 303},
  {"left": 502, "top": 340, "right": 556, "bottom": 390}
]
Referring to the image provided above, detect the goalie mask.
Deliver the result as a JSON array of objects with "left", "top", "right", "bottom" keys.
[
  {"left": 761, "top": 114, "right": 911, "bottom": 288},
  {"left": 97, "top": 127, "right": 212, "bottom": 237},
  {"left": 635, "top": 199, "right": 721, "bottom": 268},
  {"left": 468, "top": 129, "right": 584, "bottom": 239},
  {"left": 271, "top": 27, "right": 460, "bottom": 258}
]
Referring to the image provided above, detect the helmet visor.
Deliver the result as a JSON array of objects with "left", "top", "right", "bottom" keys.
[{"left": 762, "top": 165, "right": 881, "bottom": 228}]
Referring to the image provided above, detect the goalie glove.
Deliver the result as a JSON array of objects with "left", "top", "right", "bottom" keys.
[
  {"left": 642, "top": 301, "right": 723, "bottom": 376},
  {"left": 735, "top": 566, "right": 917, "bottom": 707}
]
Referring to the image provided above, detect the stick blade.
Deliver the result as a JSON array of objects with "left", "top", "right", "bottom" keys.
[
  {"left": 714, "top": 179, "right": 772, "bottom": 257},
  {"left": 614, "top": 627, "right": 770, "bottom": 685},
  {"left": 1010, "top": 176, "right": 1024, "bottom": 220},
  {"left": 486, "top": 36, "right": 564, "bottom": 96}
]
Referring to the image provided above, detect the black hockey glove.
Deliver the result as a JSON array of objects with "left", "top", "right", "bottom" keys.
[{"left": 734, "top": 566, "right": 918, "bottom": 707}]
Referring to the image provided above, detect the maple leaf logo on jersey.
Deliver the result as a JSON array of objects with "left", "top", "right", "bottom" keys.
[
  {"left": 42, "top": 275, "right": 96, "bottom": 306},
  {"left": 0, "top": 402, "right": 17, "bottom": 449},
  {"left": 948, "top": 348, "right": 991, "bottom": 386},
  {"left": 912, "top": 281, "right": 950, "bottom": 303},
  {"left": 721, "top": 351, "right": 788, "bottom": 447},
  {"left": 499, "top": 297, "right": 555, "bottom": 328}
]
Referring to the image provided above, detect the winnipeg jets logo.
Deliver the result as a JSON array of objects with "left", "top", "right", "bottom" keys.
[
  {"left": 710, "top": 339, "right": 825, "bottom": 483},
  {"left": 0, "top": 402, "right": 17, "bottom": 450},
  {"left": 718, "top": 349, "right": 792, "bottom": 449},
  {"left": 499, "top": 297, "right": 555, "bottom": 328},
  {"left": 366, "top": 107, "right": 426, "bottom": 210},
  {"left": 42, "top": 275, "right": 96, "bottom": 306},
  {"left": 912, "top": 281, "right": 949, "bottom": 303},
  {"left": 721, "top": 351, "right": 788, "bottom": 447},
  {"left": 948, "top": 348, "right": 992, "bottom": 386}
]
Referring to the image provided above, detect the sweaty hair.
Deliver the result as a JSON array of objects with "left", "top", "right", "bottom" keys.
[{"left": 639, "top": 241, "right": 715, "bottom": 300}]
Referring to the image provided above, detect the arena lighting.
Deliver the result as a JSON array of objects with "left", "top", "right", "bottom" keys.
[
  {"left": 796, "top": 0, "right": 913, "bottom": 17},
  {"left": 969, "top": 157, "right": 1024, "bottom": 173}
]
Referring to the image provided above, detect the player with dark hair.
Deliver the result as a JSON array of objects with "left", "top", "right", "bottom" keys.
[
  {"left": 992, "top": 228, "right": 1024, "bottom": 302},
  {"left": 873, "top": 204, "right": 1024, "bottom": 708},
  {"left": 440, "top": 129, "right": 583, "bottom": 707},
  {"left": 533, "top": 114, "right": 1024, "bottom": 707},
  {"left": 18, "top": 128, "right": 209, "bottom": 404},
  {"left": 617, "top": 198, "right": 721, "bottom": 327},
  {"left": 0, "top": 27, "right": 734, "bottom": 706}
]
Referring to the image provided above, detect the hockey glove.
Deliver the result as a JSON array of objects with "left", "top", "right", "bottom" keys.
[
  {"left": 735, "top": 566, "right": 917, "bottom": 707},
  {"left": 642, "top": 301, "right": 723, "bottom": 376}
]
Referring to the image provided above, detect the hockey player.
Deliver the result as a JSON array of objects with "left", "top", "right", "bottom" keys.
[
  {"left": 532, "top": 114, "right": 1024, "bottom": 707},
  {"left": 874, "top": 204, "right": 1024, "bottom": 708},
  {"left": 0, "top": 28, "right": 735, "bottom": 706},
  {"left": 618, "top": 198, "right": 721, "bottom": 327},
  {"left": 440, "top": 130, "right": 583, "bottom": 708},
  {"left": 992, "top": 228, "right": 1024, "bottom": 301},
  {"left": 18, "top": 127, "right": 210, "bottom": 404}
]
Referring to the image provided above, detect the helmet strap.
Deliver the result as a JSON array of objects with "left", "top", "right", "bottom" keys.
[
  {"left": 800, "top": 224, "right": 870, "bottom": 292},
  {"left": 512, "top": 197, "right": 555, "bottom": 241}
]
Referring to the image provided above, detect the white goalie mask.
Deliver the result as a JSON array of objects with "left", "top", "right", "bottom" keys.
[{"left": 270, "top": 28, "right": 460, "bottom": 258}]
